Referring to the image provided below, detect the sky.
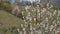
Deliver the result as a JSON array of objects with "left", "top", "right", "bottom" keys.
[
  {"left": 10, "top": 0, "right": 15, "bottom": 4},
  {"left": 10, "top": 0, "right": 36, "bottom": 4},
  {"left": 10, "top": 0, "right": 60, "bottom": 8}
]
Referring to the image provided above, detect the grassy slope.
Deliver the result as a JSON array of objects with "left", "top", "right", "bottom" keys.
[
  {"left": 0, "top": 10, "right": 24, "bottom": 34},
  {"left": 0, "top": 10, "right": 25, "bottom": 27}
]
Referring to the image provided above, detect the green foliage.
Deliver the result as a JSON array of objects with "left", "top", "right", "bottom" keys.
[
  {"left": 0, "top": 1, "right": 12, "bottom": 13},
  {"left": 0, "top": 1, "right": 4, "bottom": 10},
  {"left": 52, "top": 5, "right": 60, "bottom": 10},
  {"left": 0, "top": 27, "right": 18, "bottom": 34},
  {"left": 5, "top": 3, "right": 12, "bottom": 13}
]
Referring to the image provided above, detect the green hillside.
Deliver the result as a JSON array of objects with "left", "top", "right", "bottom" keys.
[{"left": 0, "top": 10, "right": 24, "bottom": 34}]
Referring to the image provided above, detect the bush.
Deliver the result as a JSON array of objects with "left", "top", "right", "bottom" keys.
[
  {"left": 0, "top": 1, "right": 12, "bottom": 13},
  {"left": 4, "top": 3, "right": 12, "bottom": 13}
]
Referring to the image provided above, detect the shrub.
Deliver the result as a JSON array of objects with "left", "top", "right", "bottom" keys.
[
  {"left": 4, "top": 3, "right": 12, "bottom": 13},
  {"left": 0, "top": 1, "right": 12, "bottom": 13}
]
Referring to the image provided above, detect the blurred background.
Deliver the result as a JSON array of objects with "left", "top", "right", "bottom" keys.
[{"left": 0, "top": 0, "right": 60, "bottom": 34}]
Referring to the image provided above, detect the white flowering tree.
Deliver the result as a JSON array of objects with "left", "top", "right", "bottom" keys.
[{"left": 16, "top": 0, "right": 60, "bottom": 34}]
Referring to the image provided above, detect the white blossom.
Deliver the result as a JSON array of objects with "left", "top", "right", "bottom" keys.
[
  {"left": 41, "top": 8, "right": 46, "bottom": 14},
  {"left": 33, "top": 28, "right": 36, "bottom": 31},
  {"left": 58, "top": 11, "right": 60, "bottom": 15},
  {"left": 30, "top": 31, "right": 34, "bottom": 34},
  {"left": 46, "top": 17, "right": 48, "bottom": 22},
  {"left": 49, "top": 5, "right": 53, "bottom": 8},
  {"left": 53, "top": 10, "right": 57, "bottom": 15},
  {"left": 17, "top": 28, "right": 20, "bottom": 33},
  {"left": 23, "top": 28, "right": 25, "bottom": 31},
  {"left": 26, "top": 16, "right": 29, "bottom": 20},
  {"left": 38, "top": 13, "right": 40, "bottom": 16},
  {"left": 25, "top": 6, "right": 29, "bottom": 10},
  {"left": 57, "top": 21, "right": 60, "bottom": 24},
  {"left": 34, "top": 18, "right": 36, "bottom": 21},
  {"left": 21, "top": 24, "right": 23, "bottom": 27},
  {"left": 38, "top": 30, "right": 42, "bottom": 34},
  {"left": 30, "top": 25, "right": 33, "bottom": 31},
  {"left": 37, "top": 5, "right": 39, "bottom": 7},
  {"left": 15, "top": 3, "right": 59, "bottom": 34},
  {"left": 23, "top": 16, "right": 25, "bottom": 19},
  {"left": 29, "top": 17, "right": 32, "bottom": 21},
  {"left": 37, "top": 23, "right": 39, "bottom": 25},
  {"left": 47, "top": 3, "right": 50, "bottom": 8},
  {"left": 22, "top": 11, "right": 24, "bottom": 15},
  {"left": 19, "top": 31, "right": 22, "bottom": 34},
  {"left": 28, "top": 12, "right": 31, "bottom": 16},
  {"left": 49, "top": 25, "right": 54, "bottom": 31},
  {"left": 24, "top": 31, "right": 26, "bottom": 34},
  {"left": 32, "top": 9, "right": 34, "bottom": 11},
  {"left": 37, "top": 9, "right": 40, "bottom": 13}
]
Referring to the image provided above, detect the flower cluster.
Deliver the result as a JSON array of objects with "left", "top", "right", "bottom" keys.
[{"left": 12, "top": 2, "right": 60, "bottom": 34}]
